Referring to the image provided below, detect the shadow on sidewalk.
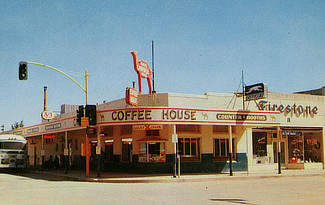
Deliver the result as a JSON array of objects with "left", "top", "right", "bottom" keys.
[{"left": 2, "top": 169, "right": 81, "bottom": 182}]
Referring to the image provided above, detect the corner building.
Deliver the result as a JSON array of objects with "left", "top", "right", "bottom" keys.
[{"left": 10, "top": 91, "right": 325, "bottom": 173}]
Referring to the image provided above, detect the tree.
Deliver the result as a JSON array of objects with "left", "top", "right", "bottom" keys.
[{"left": 11, "top": 120, "right": 24, "bottom": 130}]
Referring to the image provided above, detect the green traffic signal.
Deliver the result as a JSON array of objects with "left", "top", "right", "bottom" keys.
[
  {"left": 19, "top": 61, "right": 28, "bottom": 80},
  {"left": 85, "top": 105, "right": 97, "bottom": 125}
]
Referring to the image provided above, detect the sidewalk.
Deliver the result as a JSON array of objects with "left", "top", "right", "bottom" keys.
[{"left": 30, "top": 168, "right": 325, "bottom": 183}]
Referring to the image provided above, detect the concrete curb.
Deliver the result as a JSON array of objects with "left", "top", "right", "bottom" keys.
[{"left": 28, "top": 170, "right": 325, "bottom": 183}]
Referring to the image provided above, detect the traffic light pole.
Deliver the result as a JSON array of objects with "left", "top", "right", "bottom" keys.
[
  {"left": 20, "top": 61, "right": 90, "bottom": 177},
  {"left": 26, "top": 62, "right": 87, "bottom": 94},
  {"left": 84, "top": 70, "right": 90, "bottom": 177}
]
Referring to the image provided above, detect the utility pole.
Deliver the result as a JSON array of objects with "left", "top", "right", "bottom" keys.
[
  {"left": 277, "top": 127, "right": 282, "bottom": 174},
  {"left": 242, "top": 70, "right": 245, "bottom": 111},
  {"left": 229, "top": 125, "right": 233, "bottom": 176}
]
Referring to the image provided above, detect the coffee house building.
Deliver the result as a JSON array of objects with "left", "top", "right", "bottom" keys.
[{"left": 7, "top": 89, "right": 325, "bottom": 174}]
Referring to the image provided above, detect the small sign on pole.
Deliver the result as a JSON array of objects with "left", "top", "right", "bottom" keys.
[
  {"left": 81, "top": 117, "right": 89, "bottom": 127},
  {"left": 172, "top": 134, "right": 178, "bottom": 144},
  {"left": 41, "top": 110, "right": 55, "bottom": 120}
]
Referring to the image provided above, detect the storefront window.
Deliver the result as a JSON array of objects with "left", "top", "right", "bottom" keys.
[
  {"left": 139, "top": 142, "right": 165, "bottom": 163},
  {"left": 178, "top": 138, "right": 200, "bottom": 160},
  {"left": 304, "top": 134, "right": 321, "bottom": 163},
  {"left": 253, "top": 132, "right": 267, "bottom": 157},
  {"left": 253, "top": 132, "right": 275, "bottom": 164},
  {"left": 214, "top": 138, "right": 235, "bottom": 161},
  {"left": 288, "top": 134, "right": 304, "bottom": 163}
]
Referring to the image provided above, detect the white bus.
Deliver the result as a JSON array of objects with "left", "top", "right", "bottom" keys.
[{"left": 0, "top": 134, "right": 27, "bottom": 169}]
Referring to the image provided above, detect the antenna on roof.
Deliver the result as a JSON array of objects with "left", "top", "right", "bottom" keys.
[{"left": 152, "top": 40, "right": 156, "bottom": 94}]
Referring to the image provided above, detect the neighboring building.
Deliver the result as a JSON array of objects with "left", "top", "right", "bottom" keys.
[
  {"left": 6, "top": 90, "right": 325, "bottom": 173},
  {"left": 295, "top": 86, "right": 325, "bottom": 96}
]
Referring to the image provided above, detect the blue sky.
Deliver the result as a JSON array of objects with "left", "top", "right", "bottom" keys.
[{"left": 1, "top": 0, "right": 324, "bottom": 128}]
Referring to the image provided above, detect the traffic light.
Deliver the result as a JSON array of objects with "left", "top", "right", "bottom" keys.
[
  {"left": 86, "top": 126, "right": 96, "bottom": 135},
  {"left": 85, "top": 105, "right": 97, "bottom": 125},
  {"left": 19, "top": 61, "right": 28, "bottom": 80},
  {"left": 76, "top": 105, "right": 84, "bottom": 126}
]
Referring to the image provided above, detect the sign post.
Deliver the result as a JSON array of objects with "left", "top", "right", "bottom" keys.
[
  {"left": 172, "top": 125, "right": 179, "bottom": 178},
  {"left": 228, "top": 125, "right": 233, "bottom": 176},
  {"left": 277, "top": 127, "right": 282, "bottom": 174}
]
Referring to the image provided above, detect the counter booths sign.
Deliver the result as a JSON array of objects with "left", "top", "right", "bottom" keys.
[{"left": 98, "top": 108, "right": 280, "bottom": 126}]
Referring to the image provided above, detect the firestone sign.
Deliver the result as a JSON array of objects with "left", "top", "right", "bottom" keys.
[{"left": 258, "top": 100, "right": 318, "bottom": 116}]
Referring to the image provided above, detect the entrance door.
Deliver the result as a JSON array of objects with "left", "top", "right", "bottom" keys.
[
  {"left": 122, "top": 141, "right": 132, "bottom": 162},
  {"left": 273, "top": 141, "right": 286, "bottom": 166},
  {"left": 104, "top": 140, "right": 114, "bottom": 162},
  {"left": 287, "top": 134, "right": 304, "bottom": 169}
]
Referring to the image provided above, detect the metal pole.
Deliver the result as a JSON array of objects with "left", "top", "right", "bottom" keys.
[
  {"left": 85, "top": 70, "right": 89, "bottom": 105},
  {"left": 41, "top": 134, "right": 45, "bottom": 170},
  {"left": 84, "top": 69, "right": 90, "bottom": 177},
  {"left": 152, "top": 40, "right": 155, "bottom": 93},
  {"left": 97, "top": 126, "right": 101, "bottom": 178},
  {"left": 277, "top": 127, "right": 282, "bottom": 174},
  {"left": 64, "top": 131, "right": 69, "bottom": 174},
  {"left": 242, "top": 70, "right": 245, "bottom": 111},
  {"left": 173, "top": 125, "right": 177, "bottom": 178},
  {"left": 174, "top": 143, "right": 177, "bottom": 178},
  {"left": 177, "top": 151, "right": 181, "bottom": 178},
  {"left": 229, "top": 125, "right": 233, "bottom": 176},
  {"left": 43, "top": 86, "right": 47, "bottom": 111},
  {"left": 27, "top": 62, "right": 86, "bottom": 93}
]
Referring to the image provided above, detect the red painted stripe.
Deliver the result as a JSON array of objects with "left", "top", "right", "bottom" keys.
[{"left": 98, "top": 107, "right": 280, "bottom": 114}]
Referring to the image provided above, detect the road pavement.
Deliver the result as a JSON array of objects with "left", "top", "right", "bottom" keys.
[{"left": 1, "top": 170, "right": 325, "bottom": 204}]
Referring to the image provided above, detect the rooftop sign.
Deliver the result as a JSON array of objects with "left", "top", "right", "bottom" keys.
[
  {"left": 131, "top": 51, "right": 152, "bottom": 96},
  {"left": 245, "top": 83, "right": 267, "bottom": 101}
]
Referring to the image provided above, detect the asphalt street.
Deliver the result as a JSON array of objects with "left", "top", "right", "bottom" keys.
[{"left": 1, "top": 172, "right": 325, "bottom": 205}]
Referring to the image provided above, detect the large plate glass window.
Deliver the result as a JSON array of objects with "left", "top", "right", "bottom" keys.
[{"left": 139, "top": 142, "right": 166, "bottom": 163}]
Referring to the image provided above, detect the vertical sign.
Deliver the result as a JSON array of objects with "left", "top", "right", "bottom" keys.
[{"left": 126, "top": 87, "right": 139, "bottom": 106}]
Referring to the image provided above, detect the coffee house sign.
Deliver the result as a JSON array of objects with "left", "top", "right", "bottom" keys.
[{"left": 98, "top": 108, "right": 280, "bottom": 126}]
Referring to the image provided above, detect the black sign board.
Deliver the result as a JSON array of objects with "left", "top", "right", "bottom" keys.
[{"left": 244, "top": 83, "right": 267, "bottom": 101}]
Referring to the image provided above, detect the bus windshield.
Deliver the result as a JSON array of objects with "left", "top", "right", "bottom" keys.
[{"left": 0, "top": 142, "right": 26, "bottom": 150}]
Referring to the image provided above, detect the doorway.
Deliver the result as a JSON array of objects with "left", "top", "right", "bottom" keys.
[
  {"left": 122, "top": 139, "right": 132, "bottom": 162},
  {"left": 273, "top": 141, "right": 286, "bottom": 166}
]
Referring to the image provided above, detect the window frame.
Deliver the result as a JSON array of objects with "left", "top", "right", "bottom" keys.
[
  {"left": 214, "top": 138, "right": 236, "bottom": 161},
  {"left": 178, "top": 137, "right": 201, "bottom": 161}
]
